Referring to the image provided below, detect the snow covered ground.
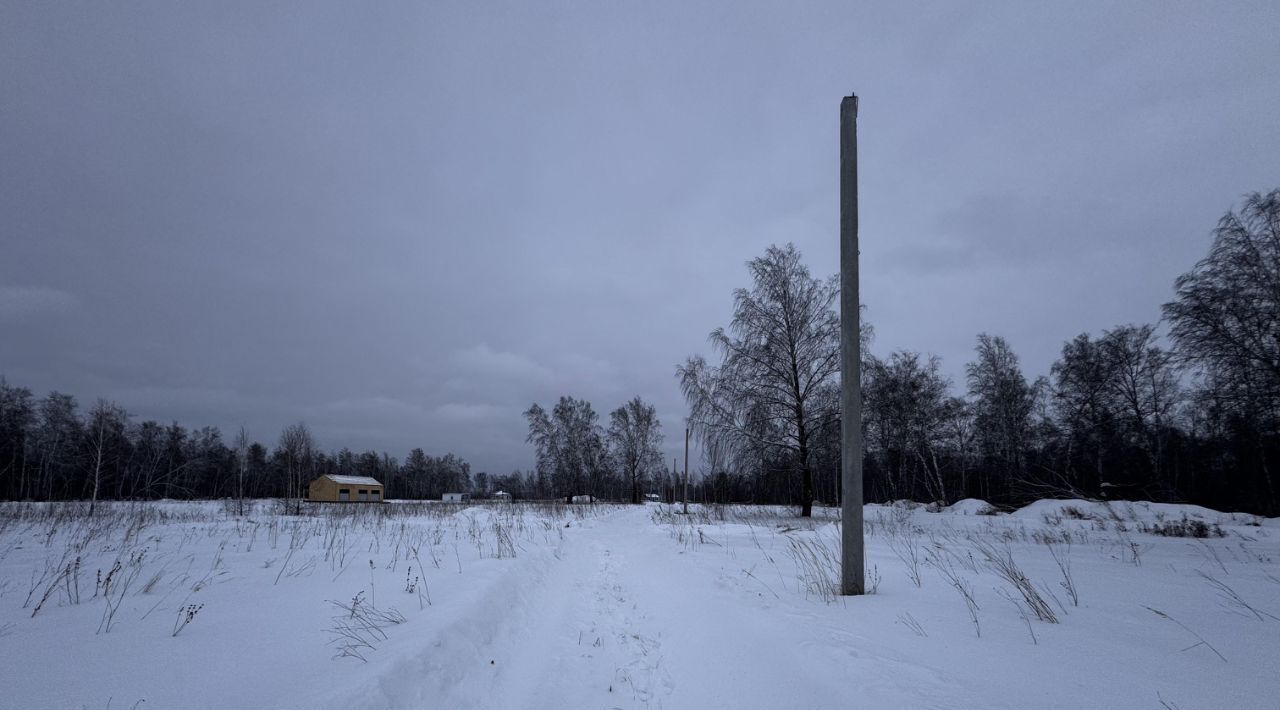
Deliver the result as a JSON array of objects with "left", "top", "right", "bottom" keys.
[{"left": 1, "top": 498, "right": 1277, "bottom": 709}]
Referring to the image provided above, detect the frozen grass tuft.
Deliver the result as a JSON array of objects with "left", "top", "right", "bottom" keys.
[
  {"left": 326, "top": 590, "right": 406, "bottom": 662},
  {"left": 971, "top": 538, "right": 1058, "bottom": 624},
  {"left": 172, "top": 602, "right": 203, "bottom": 636},
  {"left": 896, "top": 611, "right": 927, "bottom": 637},
  {"left": 924, "top": 543, "right": 981, "bottom": 637},
  {"left": 786, "top": 528, "right": 842, "bottom": 603},
  {"left": 1144, "top": 606, "right": 1227, "bottom": 662},
  {"left": 1144, "top": 516, "right": 1224, "bottom": 539},
  {"left": 1196, "top": 571, "right": 1280, "bottom": 622}
]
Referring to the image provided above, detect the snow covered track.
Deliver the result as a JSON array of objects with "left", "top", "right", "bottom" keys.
[
  {"left": 319, "top": 507, "right": 673, "bottom": 710},
  {"left": 1, "top": 499, "right": 1278, "bottom": 709},
  {"left": 314, "top": 506, "right": 1038, "bottom": 709},
  {"left": 474, "top": 509, "right": 675, "bottom": 709}
]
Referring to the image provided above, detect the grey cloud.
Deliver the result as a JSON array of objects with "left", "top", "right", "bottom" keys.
[
  {"left": 432, "top": 403, "right": 518, "bottom": 424},
  {"left": 880, "top": 192, "right": 1148, "bottom": 276},
  {"left": 0, "top": 286, "right": 78, "bottom": 322},
  {"left": 2, "top": 1, "right": 1277, "bottom": 476},
  {"left": 449, "top": 345, "right": 554, "bottom": 386}
]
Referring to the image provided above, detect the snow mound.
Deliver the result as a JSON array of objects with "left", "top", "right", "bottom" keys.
[
  {"left": 944, "top": 498, "right": 999, "bottom": 516},
  {"left": 1129, "top": 501, "right": 1265, "bottom": 526},
  {"left": 1012, "top": 499, "right": 1111, "bottom": 521},
  {"left": 1008, "top": 498, "right": 1273, "bottom": 527}
]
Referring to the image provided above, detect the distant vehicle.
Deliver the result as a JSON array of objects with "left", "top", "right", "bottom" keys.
[
  {"left": 442, "top": 492, "right": 470, "bottom": 503},
  {"left": 570, "top": 494, "right": 595, "bottom": 504},
  {"left": 644, "top": 493, "right": 661, "bottom": 502},
  {"left": 492, "top": 490, "right": 512, "bottom": 501}
]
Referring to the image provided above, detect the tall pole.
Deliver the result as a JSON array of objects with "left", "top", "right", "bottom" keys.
[
  {"left": 683, "top": 425, "right": 690, "bottom": 515},
  {"left": 840, "top": 94, "right": 866, "bottom": 595}
]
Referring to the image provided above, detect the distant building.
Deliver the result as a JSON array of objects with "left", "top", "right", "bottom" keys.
[
  {"left": 442, "top": 492, "right": 470, "bottom": 503},
  {"left": 308, "top": 475, "right": 383, "bottom": 503}
]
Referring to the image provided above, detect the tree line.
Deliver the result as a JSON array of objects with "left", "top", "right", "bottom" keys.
[
  {"left": 681, "top": 189, "right": 1280, "bottom": 516},
  {"left": 524, "top": 395, "right": 667, "bottom": 504},
  {"left": 0, "top": 395, "right": 501, "bottom": 507},
  {"left": 0, "top": 379, "right": 677, "bottom": 507}
]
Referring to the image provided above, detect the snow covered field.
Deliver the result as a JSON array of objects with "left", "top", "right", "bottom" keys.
[{"left": 1, "top": 498, "right": 1277, "bottom": 710}]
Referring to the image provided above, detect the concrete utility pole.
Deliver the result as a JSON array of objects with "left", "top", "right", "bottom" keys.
[
  {"left": 840, "top": 94, "right": 866, "bottom": 596},
  {"left": 683, "top": 426, "right": 690, "bottom": 515},
  {"left": 673, "top": 457, "right": 678, "bottom": 505}
]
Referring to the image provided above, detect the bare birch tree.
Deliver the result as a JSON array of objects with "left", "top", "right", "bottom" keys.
[
  {"left": 234, "top": 425, "right": 250, "bottom": 516},
  {"left": 606, "top": 396, "right": 664, "bottom": 504},
  {"left": 678, "top": 244, "right": 840, "bottom": 517},
  {"left": 967, "top": 334, "right": 1036, "bottom": 501},
  {"left": 525, "top": 397, "right": 606, "bottom": 502},
  {"left": 863, "top": 351, "right": 953, "bottom": 504},
  {"left": 1164, "top": 189, "right": 1280, "bottom": 506},
  {"left": 1101, "top": 324, "right": 1180, "bottom": 481},
  {"left": 277, "top": 422, "right": 314, "bottom": 514},
  {"left": 84, "top": 399, "right": 128, "bottom": 516}
]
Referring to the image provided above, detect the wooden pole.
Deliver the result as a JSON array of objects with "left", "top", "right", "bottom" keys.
[{"left": 840, "top": 94, "right": 866, "bottom": 595}]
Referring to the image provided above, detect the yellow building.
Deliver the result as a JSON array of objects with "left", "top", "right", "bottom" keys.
[{"left": 308, "top": 475, "right": 384, "bottom": 502}]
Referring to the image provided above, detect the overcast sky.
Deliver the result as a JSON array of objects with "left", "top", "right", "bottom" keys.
[{"left": 2, "top": 2, "right": 1278, "bottom": 476}]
